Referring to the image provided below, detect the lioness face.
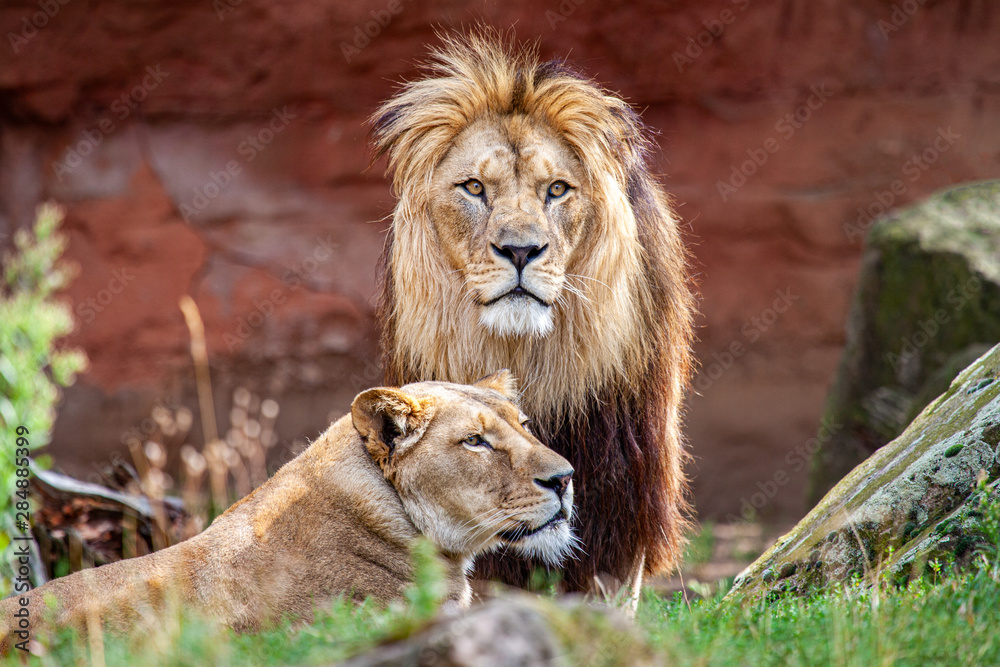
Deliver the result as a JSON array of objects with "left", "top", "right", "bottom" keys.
[
  {"left": 429, "top": 116, "right": 591, "bottom": 338},
  {"left": 352, "top": 371, "right": 576, "bottom": 566}
]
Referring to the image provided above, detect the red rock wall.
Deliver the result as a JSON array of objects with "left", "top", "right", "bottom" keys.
[{"left": 2, "top": 0, "right": 999, "bottom": 521}]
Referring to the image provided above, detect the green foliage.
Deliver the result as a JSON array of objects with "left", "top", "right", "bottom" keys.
[
  {"left": 526, "top": 566, "right": 562, "bottom": 595},
  {"left": 0, "top": 204, "right": 87, "bottom": 595},
  {"left": 9, "top": 542, "right": 1000, "bottom": 665},
  {"left": 382, "top": 537, "right": 448, "bottom": 639},
  {"left": 973, "top": 478, "right": 1000, "bottom": 579},
  {"left": 683, "top": 521, "right": 716, "bottom": 566}
]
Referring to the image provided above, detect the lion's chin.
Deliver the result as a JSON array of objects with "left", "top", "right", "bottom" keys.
[
  {"left": 479, "top": 298, "right": 554, "bottom": 337},
  {"left": 507, "top": 520, "right": 576, "bottom": 567}
]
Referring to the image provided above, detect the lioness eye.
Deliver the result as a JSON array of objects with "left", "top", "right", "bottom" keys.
[
  {"left": 547, "top": 181, "right": 568, "bottom": 198},
  {"left": 462, "top": 179, "right": 484, "bottom": 196},
  {"left": 462, "top": 434, "right": 492, "bottom": 450}
]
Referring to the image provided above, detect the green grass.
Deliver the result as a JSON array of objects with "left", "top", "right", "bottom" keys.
[
  {"left": 682, "top": 520, "right": 716, "bottom": 566},
  {"left": 642, "top": 572, "right": 1000, "bottom": 666},
  {"left": 8, "top": 560, "right": 1000, "bottom": 666}
]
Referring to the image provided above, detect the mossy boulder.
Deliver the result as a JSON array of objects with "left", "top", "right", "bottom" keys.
[
  {"left": 730, "top": 342, "right": 1000, "bottom": 602},
  {"left": 808, "top": 181, "right": 1000, "bottom": 504}
]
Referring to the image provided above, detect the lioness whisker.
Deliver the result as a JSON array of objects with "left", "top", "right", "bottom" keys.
[{"left": 456, "top": 507, "right": 506, "bottom": 532}]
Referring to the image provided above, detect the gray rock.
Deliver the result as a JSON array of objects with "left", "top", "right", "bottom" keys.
[
  {"left": 807, "top": 180, "right": 1000, "bottom": 504},
  {"left": 338, "top": 595, "right": 655, "bottom": 667},
  {"left": 807, "top": 181, "right": 1000, "bottom": 505},
  {"left": 730, "top": 342, "right": 1000, "bottom": 602}
]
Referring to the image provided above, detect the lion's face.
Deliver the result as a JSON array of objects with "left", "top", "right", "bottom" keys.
[
  {"left": 351, "top": 371, "right": 576, "bottom": 565},
  {"left": 428, "top": 117, "right": 592, "bottom": 337}
]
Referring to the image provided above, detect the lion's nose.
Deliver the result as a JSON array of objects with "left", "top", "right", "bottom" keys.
[
  {"left": 535, "top": 469, "right": 573, "bottom": 499},
  {"left": 492, "top": 244, "right": 547, "bottom": 276}
]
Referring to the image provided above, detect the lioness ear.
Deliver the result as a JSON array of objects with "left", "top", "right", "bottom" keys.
[
  {"left": 473, "top": 369, "right": 519, "bottom": 401},
  {"left": 351, "top": 388, "right": 434, "bottom": 465}
]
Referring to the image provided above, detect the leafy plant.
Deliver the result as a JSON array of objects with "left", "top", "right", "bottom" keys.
[
  {"left": 0, "top": 203, "right": 87, "bottom": 595},
  {"left": 973, "top": 477, "right": 1000, "bottom": 579}
]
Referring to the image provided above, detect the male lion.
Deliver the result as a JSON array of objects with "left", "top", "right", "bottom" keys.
[
  {"left": 372, "top": 31, "right": 696, "bottom": 605},
  {"left": 1, "top": 374, "right": 574, "bottom": 651}
]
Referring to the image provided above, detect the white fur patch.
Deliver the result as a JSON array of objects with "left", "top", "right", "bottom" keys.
[
  {"left": 504, "top": 482, "right": 577, "bottom": 566},
  {"left": 479, "top": 297, "right": 554, "bottom": 337},
  {"left": 511, "top": 520, "right": 578, "bottom": 566},
  {"left": 400, "top": 496, "right": 479, "bottom": 555}
]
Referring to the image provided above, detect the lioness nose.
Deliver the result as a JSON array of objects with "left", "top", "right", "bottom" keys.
[
  {"left": 493, "top": 244, "right": 547, "bottom": 275},
  {"left": 535, "top": 470, "right": 573, "bottom": 499}
]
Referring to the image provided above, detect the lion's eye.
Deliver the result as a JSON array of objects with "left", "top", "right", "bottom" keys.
[
  {"left": 547, "top": 181, "right": 569, "bottom": 198},
  {"left": 461, "top": 179, "right": 485, "bottom": 197},
  {"left": 462, "top": 434, "right": 492, "bottom": 450}
]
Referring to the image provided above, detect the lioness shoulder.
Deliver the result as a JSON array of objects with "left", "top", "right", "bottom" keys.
[{"left": 0, "top": 373, "right": 574, "bottom": 651}]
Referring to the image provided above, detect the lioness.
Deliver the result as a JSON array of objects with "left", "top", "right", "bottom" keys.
[{"left": 1, "top": 373, "right": 574, "bottom": 651}]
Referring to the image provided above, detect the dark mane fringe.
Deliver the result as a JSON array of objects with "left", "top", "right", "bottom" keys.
[{"left": 375, "top": 223, "right": 396, "bottom": 381}]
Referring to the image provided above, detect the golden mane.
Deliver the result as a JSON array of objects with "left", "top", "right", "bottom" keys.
[{"left": 372, "top": 30, "right": 696, "bottom": 582}]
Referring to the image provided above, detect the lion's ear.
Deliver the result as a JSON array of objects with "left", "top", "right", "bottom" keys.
[
  {"left": 351, "top": 388, "right": 434, "bottom": 465},
  {"left": 473, "top": 369, "right": 519, "bottom": 401}
]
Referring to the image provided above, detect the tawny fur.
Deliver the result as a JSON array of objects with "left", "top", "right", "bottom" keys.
[
  {"left": 372, "top": 30, "right": 696, "bottom": 592},
  {"left": 0, "top": 377, "right": 574, "bottom": 652}
]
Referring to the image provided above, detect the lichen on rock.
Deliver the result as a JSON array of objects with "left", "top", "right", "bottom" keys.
[{"left": 730, "top": 342, "right": 1000, "bottom": 602}]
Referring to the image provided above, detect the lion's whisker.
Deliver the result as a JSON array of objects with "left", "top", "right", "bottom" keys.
[
  {"left": 565, "top": 272, "right": 612, "bottom": 291},
  {"left": 561, "top": 282, "right": 593, "bottom": 307}
]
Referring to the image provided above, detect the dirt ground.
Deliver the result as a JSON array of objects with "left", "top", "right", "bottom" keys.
[{"left": 648, "top": 522, "right": 796, "bottom": 598}]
